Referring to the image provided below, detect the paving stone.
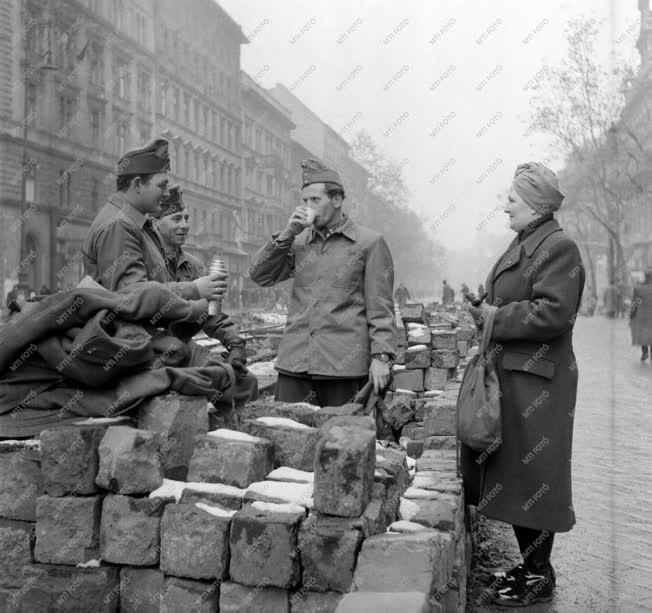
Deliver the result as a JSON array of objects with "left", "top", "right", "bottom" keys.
[
  {"left": 311, "top": 404, "right": 364, "bottom": 429},
  {"left": 423, "top": 435, "right": 457, "bottom": 450},
  {"left": 290, "top": 590, "right": 343, "bottom": 613},
  {"left": 401, "top": 303, "right": 428, "bottom": 324},
  {"left": 423, "top": 399, "right": 457, "bottom": 437},
  {"left": 399, "top": 493, "right": 461, "bottom": 531},
  {"left": 0, "top": 519, "right": 34, "bottom": 588},
  {"left": 17, "top": 564, "right": 119, "bottom": 612},
  {"left": 404, "top": 345, "right": 431, "bottom": 369},
  {"left": 432, "top": 330, "right": 457, "bottom": 349},
  {"left": 100, "top": 495, "right": 169, "bottom": 566},
  {"left": 267, "top": 467, "right": 314, "bottom": 484},
  {"left": 336, "top": 592, "right": 431, "bottom": 613},
  {"left": 220, "top": 581, "right": 289, "bottom": 612},
  {"left": 423, "top": 367, "right": 448, "bottom": 391},
  {"left": 362, "top": 497, "right": 389, "bottom": 536},
  {"left": 160, "top": 503, "right": 232, "bottom": 580},
  {"left": 430, "top": 322, "right": 453, "bottom": 331},
  {"left": 241, "top": 418, "right": 319, "bottom": 471},
  {"left": 298, "top": 511, "right": 363, "bottom": 592},
  {"left": 352, "top": 532, "right": 454, "bottom": 597},
  {"left": 229, "top": 504, "right": 304, "bottom": 588},
  {"left": 95, "top": 427, "right": 163, "bottom": 495},
  {"left": 406, "top": 324, "right": 431, "bottom": 347},
  {"left": 244, "top": 480, "right": 313, "bottom": 507},
  {"left": 35, "top": 495, "right": 101, "bottom": 565},
  {"left": 0, "top": 441, "right": 42, "bottom": 520},
  {"left": 431, "top": 349, "right": 459, "bottom": 369},
  {"left": 411, "top": 472, "right": 460, "bottom": 493},
  {"left": 187, "top": 429, "right": 273, "bottom": 488},
  {"left": 119, "top": 568, "right": 165, "bottom": 613},
  {"left": 314, "top": 422, "right": 375, "bottom": 517},
  {"left": 179, "top": 483, "right": 244, "bottom": 510},
  {"left": 455, "top": 326, "right": 475, "bottom": 342},
  {"left": 401, "top": 422, "right": 426, "bottom": 440},
  {"left": 414, "top": 398, "right": 426, "bottom": 421},
  {"left": 40, "top": 427, "right": 106, "bottom": 496},
  {"left": 160, "top": 577, "right": 219, "bottom": 613},
  {"left": 382, "top": 394, "right": 415, "bottom": 430},
  {"left": 456, "top": 340, "right": 469, "bottom": 357},
  {"left": 415, "top": 450, "right": 457, "bottom": 472},
  {"left": 394, "top": 346, "right": 406, "bottom": 365},
  {"left": 321, "top": 415, "right": 375, "bottom": 431},
  {"left": 388, "top": 520, "right": 438, "bottom": 534},
  {"left": 137, "top": 394, "right": 208, "bottom": 480},
  {"left": 405, "top": 439, "right": 424, "bottom": 459},
  {"left": 391, "top": 369, "right": 424, "bottom": 393},
  {"left": 241, "top": 399, "right": 320, "bottom": 427}
]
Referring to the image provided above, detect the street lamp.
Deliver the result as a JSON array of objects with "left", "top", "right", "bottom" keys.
[{"left": 17, "top": 17, "right": 58, "bottom": 292}]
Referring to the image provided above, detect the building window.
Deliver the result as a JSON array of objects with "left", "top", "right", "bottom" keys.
[
  {"left": 183, "top": 93, "right": 190, "bottom": 124},
  {"left": 160, "top": 81, "right": 168, "bottom": 115},
  {"left": 116, "top": 116, "right": 129, "bottom": 153},
  {"left": 25, "top": 165, "right": 36, "bottom": 203},
  {"left": 113, "top": 56, "right": 130, "bottom": 99},
  {"left": 25, "top": 83, "right": 37, "bottom": 121},
  {"left": 89, "top": 42, "right": 104, "bottom": 88},
  {"left": 58, "top": 95, "right": 75, "bottom": 131},
  {"left": 55, "top": 22, "right": 76, "bottom": 72},
  {"left": 193, "top": 99, "right": 200, "bottom": 131},
  {"left": 138, "top": 71, "right": 151, "bottom": 111},
  {"left": 212, "top": 112, "right": 218, "bottom": 141},
  {"left": 90, "top": 108, "right": 102, "bottom": 146},
  {"left": 91, "top": 179, "right": 99, "bottom": 211},
  {"left": 171, "top": 87, "right": 179, "bottom": 120},
  {"left": 58, "top": 169, "right": 71, "bottom": 208}
]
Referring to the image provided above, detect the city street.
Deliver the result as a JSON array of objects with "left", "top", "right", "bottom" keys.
[{"left": 471, "top": 315, "right": 652, "bottom": 612}]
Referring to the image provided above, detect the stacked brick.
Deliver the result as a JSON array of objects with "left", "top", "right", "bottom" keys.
[{"left": 389, "top": 304, "right": 478, "bottom": 459}]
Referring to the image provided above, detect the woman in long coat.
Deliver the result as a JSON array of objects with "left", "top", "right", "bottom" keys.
[
  {"left": 630, "top": 269, "right": 652, "bottom": 361},
  {"left": 461, "top": 162, "right": 585, "bottom": 607}
]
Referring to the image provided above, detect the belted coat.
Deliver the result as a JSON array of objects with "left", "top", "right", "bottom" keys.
[{"left": 461, "top": 217, "right": 585, "bottom": 532}]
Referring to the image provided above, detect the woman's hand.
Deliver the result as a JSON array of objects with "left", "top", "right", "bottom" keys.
[{"left": 468, "top": 303, "right": 492, "bottom": 328}]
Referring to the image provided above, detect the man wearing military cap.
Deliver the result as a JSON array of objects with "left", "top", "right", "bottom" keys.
[
  {"left": 154, "top": 185, "right": 258, "bottom": 409},
  {"left": 250, "top": 159, "right": 397, "bottom": 406},
  {"left": 83, "top": 138, "right": 226, "bottom": 302}
]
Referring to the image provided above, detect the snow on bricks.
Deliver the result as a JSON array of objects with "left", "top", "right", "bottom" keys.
[
  {"left": 137, "top": 393, "right": 208, "bottom": 480},
  {"left": 405, "top": 345, "right": 431, "bottom": 369},
  {"left": 0, "top": 440, "right": 42, "bottom": 521},
  {"left": 401, "top": 303, "right": 429, "bottom": 324},
  {"left": 229, "top": 503, "right": 304, "bottom": 588},
  {"left": 314, "top": 422, "right": 376, "bottom": 517},
  {"left": 95, "top": 426, "right": 164, "bottom": 494},
  {"left": 187, "top": 428, "right": 273, "bottom": 488}
]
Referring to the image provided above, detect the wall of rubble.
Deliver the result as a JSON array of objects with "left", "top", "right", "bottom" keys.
[{"left": 0, "top": 303, "right": 474, "bottom": 613}]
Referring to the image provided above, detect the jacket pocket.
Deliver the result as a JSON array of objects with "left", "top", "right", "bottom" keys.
[{"left": 502, "top": 351, "right": 555, "bottom": 380}]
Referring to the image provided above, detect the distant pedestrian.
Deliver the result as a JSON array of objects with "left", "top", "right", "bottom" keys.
[
  {"left": 463, "top": 162, "right": 584, "bottom": 607},
  {"left": 477, "top": 283, "right": 485, "bottom": 297},
  {"left": 394, "top": 283, "right": 411, "bottom": 308},
  {"left": 630, "top": 269, "right": 652, "bottom": 362},
  {"left": 5, "top": 284, "right": 18, "bottom": 307},
  {"left": 603, "top": 284, "right": 618, "bottom": 319},
  {"left": 442, "top": 280, "right": 454, "bottom": 305}
]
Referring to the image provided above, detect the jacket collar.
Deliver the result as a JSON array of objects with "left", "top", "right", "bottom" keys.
[
  {"left": 308, "top": 215, "right": 358, "bottom": 243},
  {"left": 520, "top": 217, "right": 562, "bottom": 256},
  {"left": 108, "top": 192, "right": 149, "bottom": 229}
]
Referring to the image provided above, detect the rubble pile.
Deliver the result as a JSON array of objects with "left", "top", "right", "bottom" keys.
[
  {"left": 386, "top": 303, "right": 478, "bottom": 459},
  {"left": 0, "top": 330, "right": 471, "bottom": 611}
]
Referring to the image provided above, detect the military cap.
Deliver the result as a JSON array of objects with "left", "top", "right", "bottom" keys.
[
  {"left": 116, "top": 137, "right": 171, "bottom": 176},
  {"left": 301, "top": 159, "right": 343, "bottom": 189},
  {"left": 158, "top": 184, "right": 185, "bottom": 217}
]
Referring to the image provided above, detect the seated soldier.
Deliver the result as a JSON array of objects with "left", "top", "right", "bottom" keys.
[{"left": 154, "top": 185, "right": 258, "bottom": 416}]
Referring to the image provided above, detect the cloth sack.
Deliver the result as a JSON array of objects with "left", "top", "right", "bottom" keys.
[{"left": 456, "top": 306, "right": 502, "bottom": 453}]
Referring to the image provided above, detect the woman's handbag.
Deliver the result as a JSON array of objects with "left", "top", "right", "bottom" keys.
[{"left": 456, "top": 306, "right": 502, "bottom": 453}]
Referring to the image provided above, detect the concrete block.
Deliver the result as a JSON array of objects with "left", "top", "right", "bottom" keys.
[
  {"left": 35, "top": 495, "right": 101, "bottom": 565},
  {"left": 311, "top": 404, "right": 364, "bottom": 429},
  {"left": 187, "top": 429, "right": 273, "bottom": 488},
  {"left": 423, "top": 398, "right": 457, "bottom": 436},
  {"left": 119, "top": 568, "right": 164, "bottom": 613},
  {"left": 432, "top": 330, "right": 457, "bottom": 349},
  {"left": 405, "top": 440, "right": 424, "bottom": 459},
  {"left": 241, "top": 399, "right": 320, "bottom": 427},
  {"left": 95, "top": 427, "right": 163, "bottom": 495},
  {"left": 414, "top": 398, "right": 426, "bottom": 421},
  {"left": 362, "top": 497, "right": 389, "bottom": 536},
  {"left": 314, "top": 423, "right": 375, "bottom": 517},
  {"left": 455, "top": 326, "right": 475, "bottom": 341},
  {"left": 0, "top": 441, "right": 42, "bottom": 520},
  {"left": 220, "top": 581, "right": 289, "bottom": 612},
  {"left": 267, "top": 467, "right": 314, "bottom": 483},
  {"left": 401, "top": 422, "right": 426, "bottom": 441},
  {"left": 298, "top": 512, "right": 363, "bottom": 592},
  {"left": 406, "top": 324, "right": 431, "bottom": 347},
  {"left": 160, "top": 503, "right": 232, "bottom": 580},
  {"left": 0, "top": 519, "right": 34, "bottom": 588},
  {"left": 244, "top": 480, "right": 313, "bottom": 507},
  {"left": 229, "top": 504, "right": 304, "bottom": 588},
  {"left": 457, "top": 340, "right": 469, "bottom": 357},
  {"left": 17, "top": 564, "right": 119, "bottom": 612},
  {"left": 160, "top": 577, "right": 219, "bottom": 613},
  {"left": 394, "top": 346, "right": 406, "bottom": 365},
  {"left": 291, "top": 590, "right": 343, "bottom": 613},
  {"left": 423, "top": 435, "right": 457, "bottom": 450},
  {"left": 138, "top": 393, "right": 208, "bottom": 480},
  {"left": 391, "top": 369, "right": 424, "bottom": 393},
  {"left": 424, "top": 367, "right": 448, "bottom": 391},
  {"left": 382, "top": 394, "right": 415, "bottom": 430},
  {"left": 241, "top": 418, "right": 319, "bottom": 471},
  {"left": 401, "top": 303, "right": 428, "bottom": 324},
  {"left": 179, "top": 483, "right": 244, "bottom": 510},
  {"left": 412, "top": 473, "right": 462, "bottom": 494},
  {"left": 40, "top": 427, "right": 105, "bottom": 496},
  {"left": 352, "top": 532, "right": 454, "bottom": 597},
  {"left": 100, "top": 495, "right": 168, "bottom": 566},
  {"left": 404, "top": 345, "right": 431, "bottom": 369},
  {"left": 336, "top": 592, "right": 431, "bottom": 613},
  {"left": 431, "top": 349, "right": 459, "bottom": 369},
  {"left": 415, "top": 450, "right": 457, "bottom": 472},
  {"left": 399, "top": 493, "right": 461, "bottom": 531},
  {"left": 321, "top": 415, "right": 375, "bottom": 431}
]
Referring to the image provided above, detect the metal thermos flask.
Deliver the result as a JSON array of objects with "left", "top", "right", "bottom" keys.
[{"left": 208, "top": 257, "right": 226, "bottom": 315}]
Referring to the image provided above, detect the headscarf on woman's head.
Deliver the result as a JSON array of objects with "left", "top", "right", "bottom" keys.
[{"left": 513, "top": 162, "right": 565, "bottom": 215}]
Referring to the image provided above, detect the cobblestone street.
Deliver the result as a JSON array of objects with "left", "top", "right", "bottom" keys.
[{"left": 470, "top": 315, "right": 652, "bottom": 613}]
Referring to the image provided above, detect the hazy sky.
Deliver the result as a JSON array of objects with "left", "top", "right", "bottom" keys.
[{"left": 220, "top": 0, "right": 640, "bottom": 251}]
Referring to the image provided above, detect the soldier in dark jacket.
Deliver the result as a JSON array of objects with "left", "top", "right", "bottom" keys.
[
  {"left": 154, "top": 185, "right": 258, "bottom": 412},
  {"left": 630, "top": 269, "right": 652, "bottom": 361},
  {"left": 464, "top": 162, "right": 584, "bottom": 607}
]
